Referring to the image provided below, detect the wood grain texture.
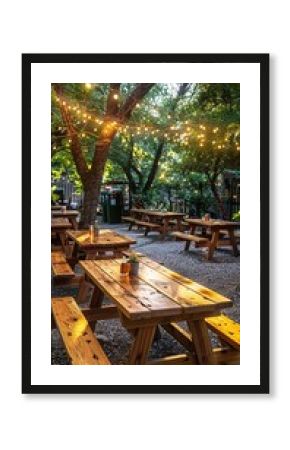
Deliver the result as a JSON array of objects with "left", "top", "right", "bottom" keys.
[
  {"left": 205, "top": 314, "right": 240, "bottom": 350},
  {"left": 140, "top": 256, "right": 231, "bottom": 305},
  {"left": 80, "top": 257, "right": 232, "bottom": 322},
  {"left": 51, "top": 218, "right": 72, "bottom": 229},
  {"left": 171, "top": 231, "right": 209, "bottom": 244},
  {"left": 51, "top": 297, "right": 110, "bottom": 365},
  {"left": 51, "top": 251, "right": 74, "bottom": 278},
  {"left": 66, "top": 229, "right": 136, "bottom": 248}
]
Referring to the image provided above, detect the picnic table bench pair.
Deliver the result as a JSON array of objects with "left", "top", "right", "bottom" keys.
[
  {"left": 51, "top": 209, "right": 79, "bottom": 230},
  {"left": 52, "top": 253, "right": 240, "bottom": 365},
  {"left": 123, "top": 209, "right": 186, "bottom": 237},
  {"left": 172, "top": 218, "right": 240, "bottom": 260},
  {"left": 51, "top": 229, "right": 136, "bottom": 285}
]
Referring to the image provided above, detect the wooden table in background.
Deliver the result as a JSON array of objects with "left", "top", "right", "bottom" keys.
[
  {"left": 51, "top": 210, "right": 79, "bottom": 229},
  {"left": 130, "top": 208, "right": 185, "bottom": 235},
  {"left": 67, "top": 229, "right": 136, "bottom": 261},
  {"left": 79, "top": 257, "right": 232, "bottom": 365},
  {"left": 51, "top": 217, "right": 72, "bottom": 252},
  {"left": 185, "top": 218, "right": 240, "bottom": 260}
]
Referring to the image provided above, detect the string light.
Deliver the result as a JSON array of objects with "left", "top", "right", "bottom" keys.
[{"left": 54, "top": 94, "right": 239, "bottom": 147}]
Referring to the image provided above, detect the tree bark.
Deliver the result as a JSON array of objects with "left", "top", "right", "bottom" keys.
[
  {"left": 208, "top": 176, "right": 226, "bottom": 218},
  {"left": 143, "top": 141, "right": 164, "bottom": 193},
  {"left": 80, "top": 175, "right": 100, "bottom": 227}
]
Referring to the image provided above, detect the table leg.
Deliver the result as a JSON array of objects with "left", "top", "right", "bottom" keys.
[
  {"left": 185, "top": 224, "right": 197, "bottom": 251},
  {"left": 162, "top": 218, "right": 169, "bottom": 237},
  {"left": 88, "top": 285, "right": 105, "bottom": 332},
  {"left": 58, "top": 231, "right": 66, "bottom": 252},
  {"left": 90, "top": 286, "right": 104, "bottom": 308},
  {"left": 69, "top": 242, "right": 78, "bottom": 268},
  {"left": 207, "top": 229, "right": 220, "bottom": 260},
  {"left": 176, "top": 218, "right": 182, "bottom": 231},
  {"left": 187, "top": 319, "right": 214, "bottom": 364},
  {"left": 228, "top": 228, "right": 239, "bottom": 256},
  {"left": 76, "top": 279, "right": 94, "bottom": 304},
  {"left": 129, "top": 325, "right": 157, "bottom": 364},
  {"left": 71, "top": 217, "right": 78, "bottom": 230},
  {"left": 189, "top": 224, "right": 197, "bottom": 235}
]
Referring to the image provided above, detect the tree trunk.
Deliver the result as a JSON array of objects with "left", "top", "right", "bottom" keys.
[
  {"left": 143, "top": 141, "right": 164, "bottom": 193},
  {"left": 209, "top": 178, "right": 226, "bottom": 218},
  {"left": 80, "top": 176, "right": 100, "bottom": 227}
]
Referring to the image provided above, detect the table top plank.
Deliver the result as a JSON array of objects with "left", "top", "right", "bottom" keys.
[
  {"left": 52, "top": 210, "right": 79, "bottom": 217},
  {"left": 140, "top": 257, "right": 231, "bottom": 305},
  {"left": 94, "top": 260, "right": 183, "bottom": 318},
  {"left": 51, "top": 217, "right": 72, "bottom": 229},
  {"left": 136, "top": 262, "right": 230, "bottom": 312},
  {"left": 67, "top": 229, "right": 136, "bottom": 248},
  {"left": 130, "top": 209, "right": 185, "bottom": 218},
  {"left": 80, "top": 257, "right": 232, "bottom": 321},
  {"left": 79, "top": 260, "right": 153, "bottom": 319}
]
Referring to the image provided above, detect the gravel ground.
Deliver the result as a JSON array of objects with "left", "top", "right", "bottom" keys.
[{"left": 51, "top": 223, "right": 240, "bottom": 365}]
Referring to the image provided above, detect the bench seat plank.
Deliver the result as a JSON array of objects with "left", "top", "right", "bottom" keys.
[
  {"left": 171, "top": 231, "right": 209, "bottom": 244},
  {"left": 51, "top": 251, "right": 75, "bottom": 278},
  {"left": 121, "top": 216, "right": 136, "bottom": 223},
  {"left": 135, "top": 220, "right": 161, "bottom": 229},
  {"left": 52, "top": 297, "right": 110, "bottom": 365},
  {"left": 205, "top": 314, "right": 240, "bottom": 350}
]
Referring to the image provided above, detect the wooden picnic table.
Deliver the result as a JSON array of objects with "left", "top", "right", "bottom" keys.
[
  {"left": 66, "top": 229, "right": 136, "bottom": 261},
  {"left": 51, "top": 210, "right": 79, "bottom": 229},
  {"left": 78, "top": 256, "right": 233, "bottom": 364},
  {"left": 130, "top": 208, "right": 185, "bottom": 235},
  {"left": 185, "top": 218, "right": 240, "bottom": 260},
  {"left": 51, "top": 217, "right": 72, "bottom": 252}
]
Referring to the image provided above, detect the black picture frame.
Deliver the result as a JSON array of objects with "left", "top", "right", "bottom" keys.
[{"left": 22, "top": 53, "right": 269, "bottom": 394}]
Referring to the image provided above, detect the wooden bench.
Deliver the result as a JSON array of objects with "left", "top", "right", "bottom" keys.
[
  {"left": 121, "top": 216, "right": 136, "bottom": 230},
  {"left": 135, "top": 220, "right": 162, "bottom": 236},
  {"left": 51, "top": 251, "right": 83, "bottom": 287},
  {"left": 162, "top": 314, "right": 240, "bottom": 364},
  {"left": 168, "top": 220, "right": 190, "bottom": 231},
  {"left": 52, "top": 297, "right": 110, "bottom": 365},
  {"left": 205, "top": 314, "right": 240, "bottom": 351},
  {"left": 51, "top": 251, "right": 75, "bottom": 277},
  {"left": 171, "top": 231, "right": 209, "bottom": 250}
]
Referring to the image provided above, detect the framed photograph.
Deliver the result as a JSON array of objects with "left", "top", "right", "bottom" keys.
[{"left": 22, "top": 53, "right": 269, "bottom": 394}]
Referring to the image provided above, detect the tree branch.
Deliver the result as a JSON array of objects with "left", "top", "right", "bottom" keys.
[
  {"left": 53, "top": 84, "right": 89, "bottom": 183},
  {"left": 119, "top": 83, "right": 155, "bottom": 121},
  {"left": 143, "top": 140, "right": 165, "bottom": 192}
]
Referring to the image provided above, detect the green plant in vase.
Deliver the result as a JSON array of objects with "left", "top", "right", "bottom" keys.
[{"left": 128, "top": 252, "right": 140, "bottom": 276}]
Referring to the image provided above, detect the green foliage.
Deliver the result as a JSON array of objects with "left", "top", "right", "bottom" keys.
[
  {"left": 128, "top": 251, "right": 140, "bottom": 263},
  {"left": 232, "top": 210, "right": 240, "bottom": 221},
  {"left": 51, "top": 185, "right": 60, "bottom": 203},
  {"left": 51, "top": 83, "right": 240, "bottom": 212}
]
